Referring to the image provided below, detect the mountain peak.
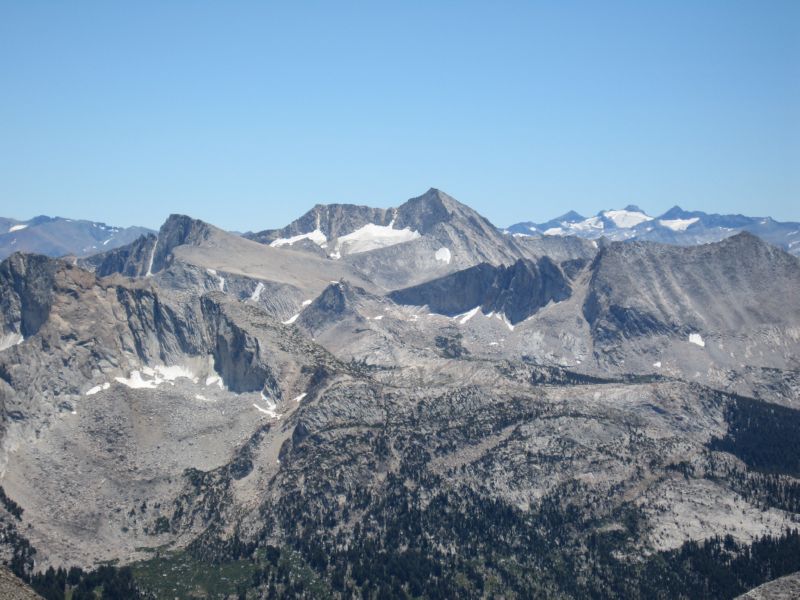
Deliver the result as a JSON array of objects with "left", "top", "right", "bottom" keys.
[
  {"left": 556, "top": 210, "right": 586, "bottom": 223},
  {"left": 659, "top": 205, "right": 694, "bottom": 220}
]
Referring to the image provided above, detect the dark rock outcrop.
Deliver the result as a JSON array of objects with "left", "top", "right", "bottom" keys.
[{"left": 389, "top": 257, "right": 572, "bottom": 324}]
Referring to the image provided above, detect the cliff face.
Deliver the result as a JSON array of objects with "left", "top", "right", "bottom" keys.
[{"left": 389, "top": 257, "right": 572, "bottom": 324}]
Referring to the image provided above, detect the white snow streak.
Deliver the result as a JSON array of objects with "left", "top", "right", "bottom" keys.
[
  {"left": 293, "top": 393, "right": 307, "bottom": 403},
  {"left": 283, "top": 313, "right": 300, "bottom": 325},
  {"left": 145, "top": 236, "right": 158, "bottom": 277},
  {"left": 254, "top": 391, "right": 279, "bottom": 418},
  {"left": 250, "top": 282, "right": 265, "bottom": 302},
  {"left": 0, "top": 333, "right": 24, "bottom": 352},
  {"left": 455, "top": 306, "right": 481, "bottom": 324},
  {"left": 86, "top": 382, "right": 111, "bottom": 396},
  {"left": 8, "top": 224, "right": 28, "bottom": 232}
]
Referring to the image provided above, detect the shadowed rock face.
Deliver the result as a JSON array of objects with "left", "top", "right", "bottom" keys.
[
  {"left": 85, "top": 233, "right": 157, "bottom": 277},
  {"left": 82, "top": 215, "right": 212, "bottom": 278},
  {"left": 0, "top": 253, "right": 58, "bottom": 339},
  {"left": 389, "top": 257, "right": 572, "bottom": 324}
]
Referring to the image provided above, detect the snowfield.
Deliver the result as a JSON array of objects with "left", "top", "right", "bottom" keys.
[
  {"left": 435, "top": 247, "right": 452, "bottom": 264},
  {"left": 602, "top": 209, "right": 653, "bottom": 228},
  {"left": 688, "top": 333, "right": 705, "bottom": 347},
  {"left": 270, "top": 228, "right": 328, "bottom": 248},
  {"left": 659, "top": 217, "right": 699, "bottom": 231},
  {"left": 331, "top": 222, "right": 420, "bottom": 257}
]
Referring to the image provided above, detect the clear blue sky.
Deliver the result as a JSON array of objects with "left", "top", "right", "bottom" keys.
[{"left": 1, "top": 1, "right": 798, "bottom": 230}]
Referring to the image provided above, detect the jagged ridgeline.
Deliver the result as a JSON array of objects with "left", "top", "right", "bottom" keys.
[{"left": 0, "top": 189, "right": 799, "bottom": 599}]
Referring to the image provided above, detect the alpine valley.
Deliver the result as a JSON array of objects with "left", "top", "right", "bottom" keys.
[{"left": 1, "top": 189, "right": 799, "bottom": 599}]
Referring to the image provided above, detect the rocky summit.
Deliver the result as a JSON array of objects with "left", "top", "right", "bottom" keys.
[{"left": 1, "top": 189, "right": 799, "bottom": 599}]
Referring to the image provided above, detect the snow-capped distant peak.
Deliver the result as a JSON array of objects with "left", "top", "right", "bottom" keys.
[
  {"left": 601, "top": 209, "right": 653, "bottom": 228},
  {"left": 8, "top": 224, "right": 28, "bottom": 232}
]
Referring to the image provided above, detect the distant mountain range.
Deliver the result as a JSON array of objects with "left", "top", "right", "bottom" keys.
[
  {"left": 2, "top": 188, "right": 800, "bottom": 598},
  {"left": 3, "top": 200, "right": 797, "bottom": 262},
  {"left": 506, "top": 205, "right": 800, "bottom": 256},
  {"left": 0, "top": 215, "right": 153, "bottom": 261}
]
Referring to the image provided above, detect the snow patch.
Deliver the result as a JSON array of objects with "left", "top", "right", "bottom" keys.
[
  {"left": 253, "top": 403, "right": 276, "bottom": 417},
  {"left": 331, "top": 222, "right": 420, "bottom": 257},
  {"left": 115, "top": 370, "right": 158, "bottom": 389},
  {"left": 250, "top": 282, "right": 265, "bottom": 302},
  {"left": 602, "top": 209, "right": 653, "bottom": 228},
  {"left": 434, "top": 247, "right": 452, "bottom": 264},
  {"left": 659, "top": 217, "right": 699, "bottom": 232},
  {"left": 569, "top": 216, "right": 605, "bottom": 232},
  {"left": 85, "top": 382, "right": 111, "bottom": 396},
  {"left": 270, "top": 228, "right": 328, "bottom": 248},
  {"left": 206, "top": 269, "right": 225, "bottom": 292},
  {"left": 293, "top": 393, "right": 307, "bottom": 403},
  {"left": 205, "top": 375, "right": 224, "bottom": 389},
  {"left": 115, "top": 365, "right": 199, "bottom": 389},
  {"left": 254, "top": 391, "right": 280, "bottom": 418},
  {"left": 543, "top": 227, "right": 566, "bottom": 236},
  {"left": 283, "top": 313, "right": 300, "bottom": 325},
  {"left": 301, "top": 299, "right": 312, "bottom": 306},
  {"left": 652, "top": 361, "right": 661, "bottom": 368},
  {"left": 688, "top": 333, "right": 705, "bottom": 347},
  {"left": 0, "top": 333, "right": 24, "bottom": 352},
  {"left": 8, "top": 224, "right": 28, "bottom": 232}
]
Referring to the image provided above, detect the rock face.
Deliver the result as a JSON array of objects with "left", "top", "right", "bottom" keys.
[
  {"left": 389, "top": 257, "right": 572, "bottom": 323},
  {"left": 1, "top": 191, "right": 799, "bottom": 599},
  {"left": 0, "top": 253, "right": 58, "bottom": 340},
  {"left": 0, "top": 567, "right": 42, "bottom": 600},
  {"left": 583, "top": 232, "right": 800, "bottom": 343},
  {"left": 246, "top": 203, "right": 393, "bottom": 245}
]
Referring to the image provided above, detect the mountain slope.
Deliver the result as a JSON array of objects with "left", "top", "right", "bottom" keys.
[
  {"left": 246, "top": 188, "right": 534, "bottom": 289},
  {"left": 0, "top": 216, "right": 153, "bottom": 261},
  {"left": 0, "top": 198, "right": 799, "bottom": 599}
]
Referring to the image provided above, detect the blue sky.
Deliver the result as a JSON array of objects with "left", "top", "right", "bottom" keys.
[{"left": 1, "top": 1, "right": 798, "bottom": 230}]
